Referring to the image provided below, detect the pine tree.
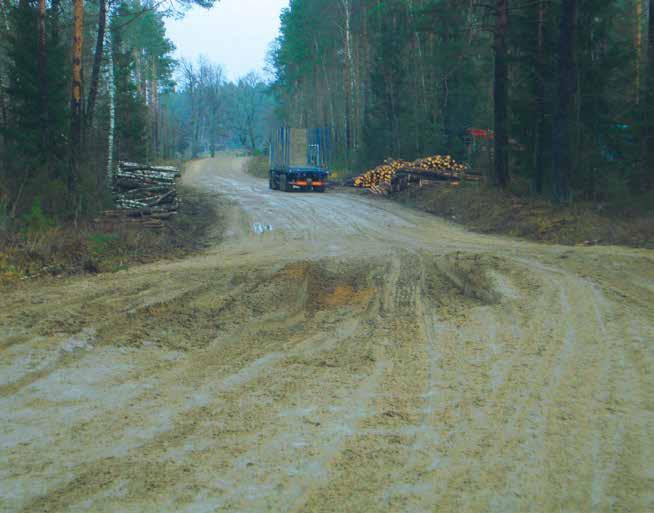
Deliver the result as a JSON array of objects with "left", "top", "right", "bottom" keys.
[{"left": 70, "top": 0, "right": 84, "bottom": 197}]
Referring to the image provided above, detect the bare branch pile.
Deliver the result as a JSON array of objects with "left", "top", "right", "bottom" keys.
[{"left": 353, "top": 155, "right": 470, "bottom": 192}]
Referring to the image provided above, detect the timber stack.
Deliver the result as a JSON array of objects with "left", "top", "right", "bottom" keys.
[
  {"left": 353, "top": 154, "right": 474, "bottom": 194},
  {"left": 102, "top": 162, "right": 181, "bottom": 228}
]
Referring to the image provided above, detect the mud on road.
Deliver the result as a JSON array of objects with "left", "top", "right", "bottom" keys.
[{"left": 1, "top": 155, "right": 653, "bottom": 512}]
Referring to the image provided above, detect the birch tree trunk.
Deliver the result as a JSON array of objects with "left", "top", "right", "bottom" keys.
[
  {"left": 151, "top": 62, "right": 158, "bottom": 159},
  {"left": 341, "top": 0, "right": 355, "bottom": 160},
  {"left": 107, "top": 34, "right": 116, "bottom": 193}
]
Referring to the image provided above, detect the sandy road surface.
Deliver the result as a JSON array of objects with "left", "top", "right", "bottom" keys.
[{"left": 1, "top": 155, "right": 653, "bottom": 512}]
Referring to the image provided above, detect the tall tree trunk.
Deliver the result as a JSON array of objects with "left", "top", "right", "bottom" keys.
[
  {"left": 407, "top": 0, "right": 426, "bottom": 154},
  {"left": 191, "top": 90, "right": 200, "bottom": 158},
  {"left": 0, "top": 0, "right": 9, "bottom": 31},
  {"left": 86, "top": 0, "right": 106, "bottom": 127},
  {"left": 644, "top": 0, "right": 654, "bottom": 189},
  {"left": 493, "top": 0, "right": 510, "bottom": 188},
  {"left": 443, "top": 75, "right": 452, "bottom": 148},
  {"left": 360, "top": 2, "right": 371, "bottom": 144},
  {"left": 636, "top": 0, "right": 643, "bottom": 105},
  {"left": 341, "top": 0, "right": 355, "bottom": 162},
  {"left": 69, "top": 0, "right": 84, "bottom": 195},
  {"left": 106, "top": 32, "right": 115, "bottom": 193},
  {"left": 0, "top": 84, "right": 6, "bottom": 183},
  {"left": 552, "top": 0, "right": 577, "bottom": 203},
  {"left": 37, "top": 0, "right": 48, "bottom": 154},
  {"left": 151, "top": 60, "right": 158, "bottom": 158},
  {"left": 248, "top": 122, "right": 256, "bottom": 153},
  {"left": 385, "top": 11, "right": 401, "bottom": 156},
  {"left": 0, "top": 0, "right": 9, "bottom": 177},
  {"left": 534, "top": 0, "right": 546, "bottom": 193},
  {"left": 317, "top": 40, "right": 337, "bottom": 143}
]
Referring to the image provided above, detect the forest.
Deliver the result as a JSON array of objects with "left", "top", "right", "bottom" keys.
[
  {"left": 1, "top": 0, "right": 653, "bottom": 228},
  {"left": 0, "top": 0, "right": 273, "bottom": 225},
  {"left": 271, "top": 0, "right": 654, "bottom": 203}
]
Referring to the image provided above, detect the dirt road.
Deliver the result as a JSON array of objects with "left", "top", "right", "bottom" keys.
[{"left": 2, "top": 155, "right": 653, "bottom": 512}]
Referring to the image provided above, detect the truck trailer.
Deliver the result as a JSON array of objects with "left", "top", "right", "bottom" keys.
[{"left": 269, "top": 128, "right": 330, "bottom": 192}]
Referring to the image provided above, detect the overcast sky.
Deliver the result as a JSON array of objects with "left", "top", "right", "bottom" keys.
[{"left": 165, "top": 0, "right": 289, "bottom": 82}]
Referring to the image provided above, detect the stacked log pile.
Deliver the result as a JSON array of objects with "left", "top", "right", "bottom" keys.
[
  {"left": 353, "top": 155, "right": 472, "bottom": 194},
  {"left": 99, "top": 162, "right": 181, "bottom": 229},
  {"left": 354, "top": 159, "right": 405, "bottom": 189}
]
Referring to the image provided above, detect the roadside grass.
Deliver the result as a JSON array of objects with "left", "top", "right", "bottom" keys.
[
  {"left": 325, "top": 168, "right": 358, "bottom": 184},
  {"left": 245, "top": 154, "right": 269, "bottom": 179},
  {"left": 395, "top": 181, "right": 654, "bottom": 248},
  {"left": 0, "top": 185, "right": 222, "bottom": 285}
]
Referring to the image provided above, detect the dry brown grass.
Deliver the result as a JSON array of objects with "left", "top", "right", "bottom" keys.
[
  {"left": 245, "top": 155, "right": 270, "bottom": 179},
  {"left": 0, "top": 186, "right": 223, "bottom": 285},
  {"left": 395, "top": 182, "right": 654, "bottom": 248}
]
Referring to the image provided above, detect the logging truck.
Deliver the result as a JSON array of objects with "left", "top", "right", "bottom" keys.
[{"left": 269, "top": 128, "right": 330, "bottom": 192}]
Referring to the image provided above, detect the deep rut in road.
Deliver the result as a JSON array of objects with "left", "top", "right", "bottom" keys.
[{"left": 1, "top": 156, "right": 652, "bottom": 513}]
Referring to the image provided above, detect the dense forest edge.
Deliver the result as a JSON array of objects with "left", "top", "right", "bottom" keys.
[
  {"left": 1, "top": 0, "right": 654, "bottom": 282},
  {"left": 0, "top": 0, "right": 274, "bottom": 225},
  {"left": 0, "top": 0, "right": 274, "bottom": 279},
  {"left": 272, "top": 0, "right": 654, "bottom": 203}
]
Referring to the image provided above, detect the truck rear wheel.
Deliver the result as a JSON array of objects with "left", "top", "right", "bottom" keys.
[
  {"left": 280, "top": 174, "right": 288, "bottom": 192},
  {"left": 314, "top": 186, "right": 326, "bottom": 193}
]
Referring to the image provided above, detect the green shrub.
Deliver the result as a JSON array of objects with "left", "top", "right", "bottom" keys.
[
  {"left": 87, "top": 232, "right": 119, "bottom": 257},
  {"left": 21, "top": 198, "right": 55, "bottom": 233},
  {"left": 0, "top": 197, "right": 8, "bottom": 232},
  {"left": 604, "top": 172, "right": 631, "bottom": 204}
]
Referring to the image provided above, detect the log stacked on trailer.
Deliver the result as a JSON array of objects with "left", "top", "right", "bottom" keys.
[{"left": 353, "top": 155, "right": 471, "bottom": 193}]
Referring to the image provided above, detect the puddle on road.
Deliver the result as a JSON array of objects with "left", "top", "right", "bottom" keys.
[{"left": 252, "top": 223, "right": 273, "bottom": 234}]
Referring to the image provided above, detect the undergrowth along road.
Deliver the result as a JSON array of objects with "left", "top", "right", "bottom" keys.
[{"left": 0, "top": 183, "right": 225, "bottom": 282}]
